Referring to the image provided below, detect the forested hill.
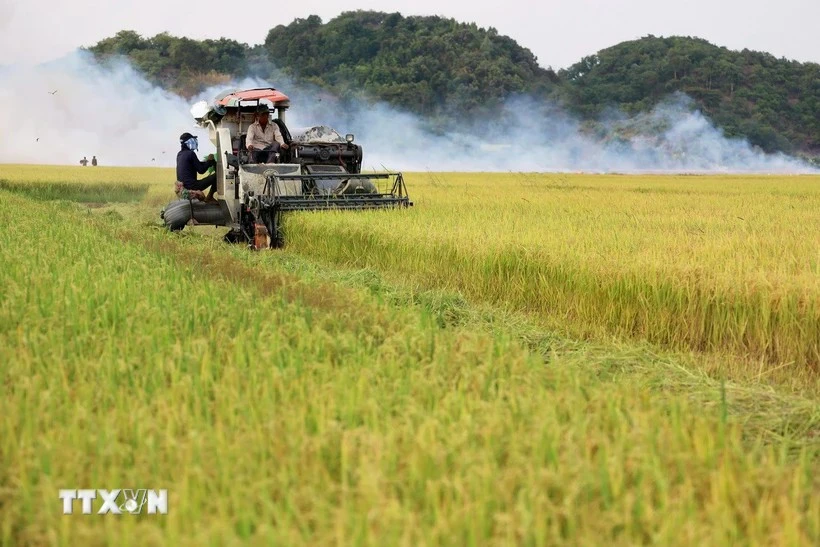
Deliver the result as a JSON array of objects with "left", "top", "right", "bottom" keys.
[
  {"left": 263, "top": 12, "right": 559, "bottom": 117},
  {"left": 86, "top": 11, "right": 820, "bottom": 158},
  {"left": 560, "top": 36, "right": 820, "bottom": 155}
]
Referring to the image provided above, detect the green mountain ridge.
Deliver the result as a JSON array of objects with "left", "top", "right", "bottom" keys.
[{"left": 87, "top": 11, "right": 820, "bottom": 160}]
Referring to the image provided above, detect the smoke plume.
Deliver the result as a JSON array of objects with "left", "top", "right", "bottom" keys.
[{"left": 0, "top": 50, "right": 815, "bottom": 174}]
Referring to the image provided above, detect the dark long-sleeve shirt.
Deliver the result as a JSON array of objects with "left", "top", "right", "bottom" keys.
[{"left": 176, "top": 148, "right": 213, "bottom": 187}]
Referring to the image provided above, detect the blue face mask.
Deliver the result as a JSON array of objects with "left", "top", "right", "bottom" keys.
[{"left": 185, "top": 137, "right": 198, "bottom": 151}]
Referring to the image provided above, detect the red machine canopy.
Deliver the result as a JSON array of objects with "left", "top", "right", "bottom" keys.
[{"left": 214, "top": 88, "right": 290, "bottom": 107}]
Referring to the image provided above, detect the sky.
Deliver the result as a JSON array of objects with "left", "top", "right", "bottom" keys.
[{"left": 1, "top": 0, "right": 819, "bottom": 70}]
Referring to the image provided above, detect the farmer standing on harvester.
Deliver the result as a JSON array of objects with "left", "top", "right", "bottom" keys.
[{"left": 176, "top": 132, "right": 217, "bottom": 202}]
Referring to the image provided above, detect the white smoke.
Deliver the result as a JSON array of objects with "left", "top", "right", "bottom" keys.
[
  {"left": 0, "top": 51, "right": 200, "bottom": 168},
  {"left": 287, "top": 90, "right": 816, "bottom": 173},
  {"left": 0, "top": 0, "right": 15, "bottom": 30},
  {"left": 0, "top": 50, "right": 815, "bottom": 174}
]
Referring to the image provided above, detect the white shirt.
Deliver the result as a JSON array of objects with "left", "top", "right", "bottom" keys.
[{"left": 246, "top": 120, "right": 284, "bottom": 150}]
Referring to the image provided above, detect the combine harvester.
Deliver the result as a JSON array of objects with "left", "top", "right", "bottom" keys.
[{"left": 161, "top": 88, "right": 412, "bottom": 249}]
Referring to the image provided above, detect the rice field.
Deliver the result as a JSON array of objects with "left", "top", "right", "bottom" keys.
[
  {"left": 286, "top": 172, "right": 820, "bottom": 378},
  {"left": 0, "top": 164, "right": 818, "bottom": 545}
]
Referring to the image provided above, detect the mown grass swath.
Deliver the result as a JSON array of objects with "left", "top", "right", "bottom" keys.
[
  {"left": 0, "top": 179, "right": 146, "bottom": 203},
  {"left": 0, "top": 164, "right": 171, "bottom": 206}
]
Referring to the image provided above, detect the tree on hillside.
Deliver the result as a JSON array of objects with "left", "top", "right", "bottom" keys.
[{"left": 86, "top": 31, "right": 250, "bottom": 96}]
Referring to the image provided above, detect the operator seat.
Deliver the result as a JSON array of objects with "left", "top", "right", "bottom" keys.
[
  {"left": 272, "top": 119, "right": 293, "bottom": 162},
  {"left": 237, "top": 134, "right": 250, "bottom": 164}
]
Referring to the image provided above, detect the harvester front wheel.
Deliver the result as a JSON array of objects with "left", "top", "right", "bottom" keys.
[{"left": 223, "top": 206, "right": 259, "bottom": 248}]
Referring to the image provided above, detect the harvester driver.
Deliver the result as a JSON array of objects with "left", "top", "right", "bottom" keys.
[
  {"left": 246, "top": 105, "right": 289, "bottom": 163},
  {"left": 176, "top": 132, "right": 217, "bottom": 202}
]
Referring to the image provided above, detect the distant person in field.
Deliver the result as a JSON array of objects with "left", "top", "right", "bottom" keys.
[
  {"left": 91, "top": 156, "right": 98, "bottom": 166},
  {"left": 176, "top": 132, "right": 217, "bottom": 201},
  {"left": 79, "top": 156, "right": 88, "bottom": 166},
  {"left": 245, "top": 105, "right": 288, "bottom": 163}
]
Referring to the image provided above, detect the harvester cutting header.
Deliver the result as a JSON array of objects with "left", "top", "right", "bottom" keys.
[{"left": 161, "top": 87, "right": 412, "bottom": 248}]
